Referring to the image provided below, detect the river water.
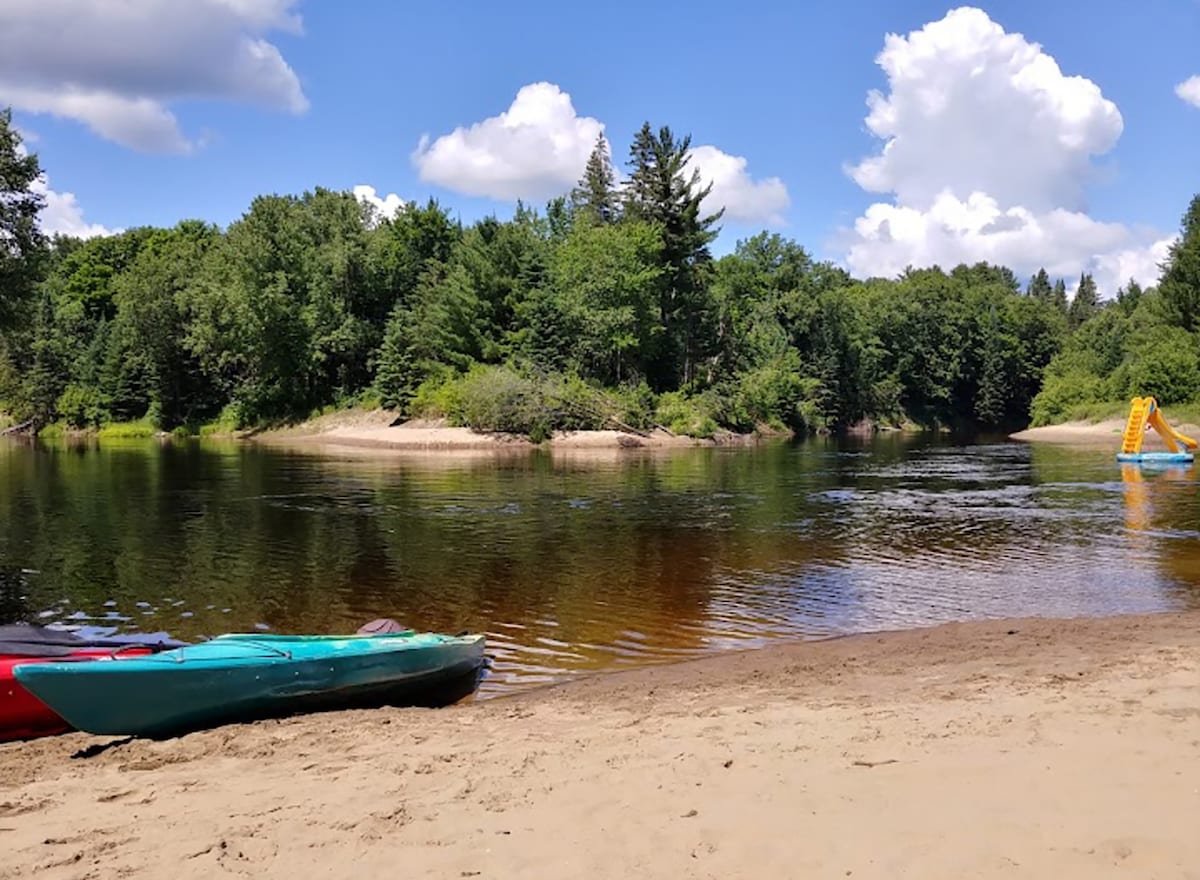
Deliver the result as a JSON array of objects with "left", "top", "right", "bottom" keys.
[{"left": 1, "top": 434, "right": 1197, "bottom": 696}]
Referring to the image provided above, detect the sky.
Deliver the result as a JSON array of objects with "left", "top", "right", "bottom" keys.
[{"left": 3, "top": 0, "right": 1199, "bottom": 298}]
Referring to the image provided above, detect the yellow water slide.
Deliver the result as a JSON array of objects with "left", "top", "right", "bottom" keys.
[
  {"left": 1120, "top": 396, "right": 1151, "bottom": 454},
  {"left": 1119, "top": 396, "right": 1197, "bottom": 457},
  {"left": 1147, "top": 407, "right": 1197, "bottom": 452}
]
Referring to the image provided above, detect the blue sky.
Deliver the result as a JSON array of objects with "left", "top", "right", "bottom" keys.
[{"left": 3, "top": 1, "right": 1199, "bottom": 295}]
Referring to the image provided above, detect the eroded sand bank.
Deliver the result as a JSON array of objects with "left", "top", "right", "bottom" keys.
[{"left": 2, "top": 611, "right": 1198, "bottom": 879}]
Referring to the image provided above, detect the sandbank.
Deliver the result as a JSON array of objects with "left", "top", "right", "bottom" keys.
[
  {"left": 2, "top": 610, "right": 1198, "bottom": 878},
  {"left": 248, "top": 409, "right": 773, "bottom": 454},
  {"left": 1011, "top": 417, "right": 1200, "bottom": 446}
]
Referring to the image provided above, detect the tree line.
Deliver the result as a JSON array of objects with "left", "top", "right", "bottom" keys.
[{"left": 2, "top": 107, "right": 1199, "bottom": 440}]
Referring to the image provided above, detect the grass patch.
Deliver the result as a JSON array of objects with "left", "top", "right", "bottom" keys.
[
  {"left": 36, "top": 421, "right": 67, "bottom": 440},
  {"left": 96, "top": 418, "right": 158, "bottom": 439},
  {"left": 199, "top": 404, "right": 243, "bottom": 437}
]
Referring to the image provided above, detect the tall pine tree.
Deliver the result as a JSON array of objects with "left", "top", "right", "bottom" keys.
[
  {"left": 570, "top": 133, "right": 619, "bottom": 226},
  {"left": 1067, "top": 272, "right": 1099, "bottom": 330},
  {"left": 1052, "top": 279, "right": 1068, "bottom": 315},
  {"left": 1027, "top": 268, "right": 1053, "bottom": 302},
  {"left": 1159, "top": 194, "right": 1200, "bottom": 332},
  {"left": 0, "top": 108, "right": 46, "bottom": 332},
  {"left": 622, "top": 123, "right": 723, "bottom": 389}
]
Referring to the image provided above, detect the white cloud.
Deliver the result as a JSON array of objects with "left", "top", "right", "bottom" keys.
[
  {"left": 353, "top": 185, "right": 405, "bottom": 223},
  {"left": 14, "top": 137, "right": 112, "bottom": 239},
  {"left": 412, "top": 82, "right": 604, "bottom": 202},
  {"left": 0, "top": 0, "right": 308, "bottom": 154},
  {"left": 412, "top": 81, "right": 791, "bottom": 226},
  {"left": 1176, "top": 75, "right": 1200, "bottom": 108},
  {"left": 31, "top": 176, "right": 114, "bottom": 239},
  {"left": 839, "top": 7, "right": 1168, "bottom": 296},
  {"left": 1091, "top": 235, "right": 1176, "bottom": 296},
  {"left": 688, "top": 145, "right": 790, "bottom": 225}
]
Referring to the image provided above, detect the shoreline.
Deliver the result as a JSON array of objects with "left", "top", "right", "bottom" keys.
[
  {"left": 248, "top": 409, "right": 784, "bottom": 452},
  {"left": 1010, "top": 416, "right": 1200, "bottom": 446},
  {"left": 3, "top": 609, "right": 1198, "bottom": 877}
]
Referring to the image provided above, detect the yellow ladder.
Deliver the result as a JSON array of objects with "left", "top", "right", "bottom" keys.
[{"left": 1121, "top": 396, "right": 1153, "bottom": 454}]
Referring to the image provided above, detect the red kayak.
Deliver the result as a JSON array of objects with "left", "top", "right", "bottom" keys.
[{"left": 0, "top": 625, "right": 188, "bottom": 743}]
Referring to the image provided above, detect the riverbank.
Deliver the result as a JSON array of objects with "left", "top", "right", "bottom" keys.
[
  {"left": 2, "top": 611, "right": 1197, "bottom": 878},
  {"left": 249, "top": 408, "right": 777, "bottom": 452},
  {"left": 1011, "top": 416, "right": 1200, "bottom": 446}
]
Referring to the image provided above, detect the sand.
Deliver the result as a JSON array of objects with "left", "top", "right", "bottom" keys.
[
  {"left": 2, "top": 611, "right": 1199, "bottom": 879},
  {"left": 1011, "top": 417, "right": 1200, "bottom": 446},
  {"left": 248, "top": 409, "right": 771, "bottom": 453}
]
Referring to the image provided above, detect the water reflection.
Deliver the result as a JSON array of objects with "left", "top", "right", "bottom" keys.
[{"left": 1, "top": 434, "right": 1199, "bottom": 696}]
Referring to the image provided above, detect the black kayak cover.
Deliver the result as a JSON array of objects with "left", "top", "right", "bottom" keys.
[{"left": 0, "top": 624, "right": 190, "bottom": 657}]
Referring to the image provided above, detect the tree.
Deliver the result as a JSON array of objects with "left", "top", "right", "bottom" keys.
[
  {"left": 1067, "top": 273, "right": 1099, "bottom": 330},
  {"left": 1158, "top": 194, "right": 1200, "bottom": 332},
  {"left": 1116, "top": 279, "right": 1143, "bottom": 316},
  {"left": 1052, "top": 279, "right": 1068, "bottom": 315},
  {"left": 0, "top": 108, "right": 46, "bottom": 331},
  {"left": 570, "top": 134, "right": 619, "bottom": 226},
  {"left": 549, "top": 220, "right": 663, "bottom": 384},
  {"left": 1027, "top": 268, "right": 1053, "bottom": 302},
  {"left": 622, "top": 123, "right": 723, "bottom": 389}
]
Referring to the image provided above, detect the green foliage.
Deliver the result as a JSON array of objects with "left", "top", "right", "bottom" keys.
[
  {"left": 0, "top": 108, "right": 46, "bottom": 332},
  {"left": 655, "top": 391, "right": 718, "bottom": 439},
  {"left": 96, "top": 418, "right": 158, "bottom": 439},
  {"left": 6, "top": 107, "right": 1200, "bottom": 439},
  {"left": 56, "top": 384, "right": 109, "bottom": 428},
  {"left": 571, "top": 134, "right": 620, "bottom": 226},
  {"left": 1158, "top": 195, "right": 1200, "bottom": 332},
  {"left": 1112, "top": 326, "right": 1200, "bottom": 405}
]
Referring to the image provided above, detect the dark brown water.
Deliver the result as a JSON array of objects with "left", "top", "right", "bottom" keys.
[{"left": 1, "top": 435, "right": 1198, "bottom": 697}]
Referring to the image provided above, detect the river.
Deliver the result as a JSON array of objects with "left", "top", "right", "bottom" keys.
[{"left": 1, "top": 434, "right": 1197, "bottom": 696}]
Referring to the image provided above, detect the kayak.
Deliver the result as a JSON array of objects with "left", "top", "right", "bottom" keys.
[
  {"left": 14, "top": 630, "right": 487, "bottom": 738},
  {"left": 1, "top": 625, "right": 190, "bottom": 742}
]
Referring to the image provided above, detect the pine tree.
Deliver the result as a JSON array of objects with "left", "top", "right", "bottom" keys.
[
  {"left": 1027, "top": 268, "right": 1053, "bottom": 302},
  {"left": 570, "top": 133, "right": 619, "bottom": 226},
  {"left": 621, "top": 123, "right": 723, "bottom": 389},
  {"left": 1067, "top": 272, "right": 1099, "bottom": 330},
  {"left": 0, "top": 107, "right": 47, "bottom": 331},
  {"left": 1116, "top": 279, "right": 1144, "bottom": 316},
  {"left": 1159, "top": 194, "right": 1200, "bottom": 332},
  {"left": 1052, "top": 279, "right": 1068, "bottom": 315}
]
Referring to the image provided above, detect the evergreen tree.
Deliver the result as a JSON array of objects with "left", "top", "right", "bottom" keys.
[
  {"left": 570, "top": 134, "right": 619, "bottom": 226},
  {"left": 1158, "top": 194, "right": 1200, "bottom": 332},
  {"left": 1052, "top": 279, "right": 1068, "bottom": 315},
  {"left": 1027, "top": 268, "right": 1053, "bottom": 302},
  {"left": 0, "top": 108, "right": 46, "bottom": 331},
  {"left": 1067, "top": 273, "right": 1099, "bottom": 330},
  {"left": 622, "top": 123, "right": 723, "bottom": 389},
  {"left": 1116, "top": 279, "right": 1143, "bottom": 316}
]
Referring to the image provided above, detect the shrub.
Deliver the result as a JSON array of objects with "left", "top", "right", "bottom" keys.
[
  {"left": 55, "top": 384, "right": 109, "bottom": 429},
  {"left": 656, "top": 391, "right": 718, "bottom": 439}
]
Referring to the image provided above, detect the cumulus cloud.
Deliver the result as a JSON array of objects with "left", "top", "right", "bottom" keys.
[
  {"left": 14, "top": 138, "right": 113, "bottom": 238},
  {"left": 688, "top": 145, "right": 790, "bottom": 224},
  {"left": 1176, "top": 75, "right": 1200, "bottom": 108},
  {"left": 0, "top": 0, "right": 308, "bottom": 153},
  {"left": 839, "top": 7, "right": 1168, "bottom": 296},
  {"left": 412, "top": 82, "right": 604, "bottom": 202},
  {"left": 353, "top": 185, "right": 405, "bottom": 223},
  {"left": 32, "top": 177, "right": 114, "bottom": 239},
  {"left": 413, "top": 82, "right": 790, "bottom": 224}
]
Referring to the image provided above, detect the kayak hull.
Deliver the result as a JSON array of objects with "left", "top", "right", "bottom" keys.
[
  {"left": 15, "top": 632, "right": 487, "bottom": 738},
  {"left": 0, "top": 624, "right": 187, "bottom": 743}
]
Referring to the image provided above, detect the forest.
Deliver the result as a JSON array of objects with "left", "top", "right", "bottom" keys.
[{"left": 2, "top": 107, "right": 1199, "bottom": 441}]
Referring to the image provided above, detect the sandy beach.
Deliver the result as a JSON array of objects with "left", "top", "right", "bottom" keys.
[
  {"left": 249, "top": 409, "right": 769, "bottom": 453},
  {"left": 2, "top": 611, "right": 1198, "bottom": 879},
  {"left": 1011, "top": 417, "right": 1200, "bottom": 446}
]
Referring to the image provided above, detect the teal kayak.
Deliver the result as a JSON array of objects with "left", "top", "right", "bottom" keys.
[{"left": 13, "top": 630, "right": 486, "bottom": 738}]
